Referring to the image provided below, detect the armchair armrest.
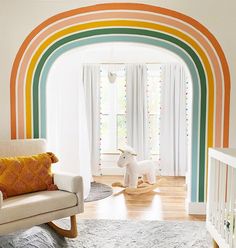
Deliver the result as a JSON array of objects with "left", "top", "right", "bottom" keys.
[
  {"left": 0, "top": 191, "right": 3, "bottom": 209},
  {"left": 53, "top": 172, "right": 84, "bottom": 212}
]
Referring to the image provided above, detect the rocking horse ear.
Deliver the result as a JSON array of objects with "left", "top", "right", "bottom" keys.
[{"left": 118, "top": 149, "right": 124, "bottom": 153}]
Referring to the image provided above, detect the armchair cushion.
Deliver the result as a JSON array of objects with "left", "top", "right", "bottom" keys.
[
  {"left": 0, "top": 152, "right": 58, "bottom": 199},
  {"left": 0, "top": 190, "right": 77, "bottom": 224}
]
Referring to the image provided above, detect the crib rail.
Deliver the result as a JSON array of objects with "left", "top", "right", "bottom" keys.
[{"left": 207, "top": 148, "right": 236, "bottom": 248}]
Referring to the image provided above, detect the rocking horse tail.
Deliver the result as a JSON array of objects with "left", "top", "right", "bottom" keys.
[{"left": 112, "top": 182, "right": 126, "bottom": 188}]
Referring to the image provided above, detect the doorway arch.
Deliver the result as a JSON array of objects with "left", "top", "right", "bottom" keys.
[{"left": 10, "top": 3, "right": 231, "bottom": 204}]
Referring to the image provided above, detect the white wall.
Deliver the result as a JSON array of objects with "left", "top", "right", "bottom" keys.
[
  {"left": 47, "top": 50, "right": 92, "bottom": 198},
  {"left": 0, "top": 0, "right": 235, "bottom": 145},
  {"left": 46, "top": 43, "right": 187, "bottom": 175}
]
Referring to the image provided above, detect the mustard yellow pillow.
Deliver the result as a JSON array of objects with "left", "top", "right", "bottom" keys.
[{"left": 0, "top": 152, "right": 59, "bottom": 199}]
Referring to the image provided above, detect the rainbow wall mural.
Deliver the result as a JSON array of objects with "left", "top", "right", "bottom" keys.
[{"left": 10, "top": 3, "right": 230, "bottom": 203}]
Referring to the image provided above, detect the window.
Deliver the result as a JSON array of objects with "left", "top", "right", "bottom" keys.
[
  {"left": 100, "top": 66, "right": 126, "bottom": 154},
  {"left": 147, "top": 65, "right": 162, "bottom": 157},
  {"left": 100, "top": 65, "right": 162, "bottom": 158}
]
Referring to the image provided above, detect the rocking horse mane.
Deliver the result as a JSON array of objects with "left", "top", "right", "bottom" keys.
[{"left": 123, "top": 146, "right": 136, "bottom": 155}]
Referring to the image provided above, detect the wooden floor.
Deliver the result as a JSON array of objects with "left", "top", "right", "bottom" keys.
[{"left": 78, "top": 176, "right": 206, "bottom": 221}]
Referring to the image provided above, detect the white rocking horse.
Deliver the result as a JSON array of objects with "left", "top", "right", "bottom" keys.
[{"left": 112, "top": 147, "right": 165, "bottom": 194}]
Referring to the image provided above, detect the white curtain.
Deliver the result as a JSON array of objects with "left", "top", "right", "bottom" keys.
[
  {"left": 126, "top": 64, "right": 150, "bottom": 161},
  {"left": 160, "top": 64, "right": 188, "bottom": 176},
  {"left": 83, "top": 64, "right": 101, "bottom": 175},
  {"left": 46, "top": 61, "right": 91, "bottom": 199}
]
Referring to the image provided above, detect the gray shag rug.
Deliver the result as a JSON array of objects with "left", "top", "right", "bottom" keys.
[
  {"left": 0, "top": 219, "right": 211, "bottom": 248},
  {"left": 84, "top": 182, "right": 113, "bottom": 202}
]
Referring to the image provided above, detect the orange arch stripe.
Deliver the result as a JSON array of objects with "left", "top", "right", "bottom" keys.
[{"left": 10, "top": 3, "right": 230, "bottom": 147}]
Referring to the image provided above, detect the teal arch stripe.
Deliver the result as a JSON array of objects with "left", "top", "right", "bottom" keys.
[
  {"left": 40, "top": 35, "right": 200, "bottom": 203},
  {"left": 33, "top": 28, "right": 207, "bottom": 202},
  {"left": 34, "top": 29, "right": 206, "bottom": 201}
]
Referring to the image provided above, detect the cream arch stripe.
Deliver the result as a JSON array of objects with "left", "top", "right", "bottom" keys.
[
  {"left": 39, "top": 35, "right": 201, "bottom": 202},
  {"left": 16, "top": 11, "right": 223, "bottom": 148},
  {"left": 25, "top": 20, "right": 213, "bottom": 146},
  {"left": 10, "top": 3, "right": 230, "bottom": 148},
  {"left": 33, "top": 27, "right": 207, "bottom": 201}
]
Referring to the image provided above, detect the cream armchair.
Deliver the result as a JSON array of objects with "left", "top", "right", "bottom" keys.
[{"left": 0, "top": 139, "right": 84, "bottom": 238}]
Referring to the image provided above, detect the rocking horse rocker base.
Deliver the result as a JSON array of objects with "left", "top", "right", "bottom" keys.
[{"left": 112, "top": 178, "right": 166, "bottom": 195}]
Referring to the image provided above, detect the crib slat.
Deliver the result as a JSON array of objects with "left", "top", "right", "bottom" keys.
[
  {"left": 213, "top": 158, "right": 218, "bottom": 226},
  {"left": 220, "top": 163, "right": 226, "bottom": 238},
  {"left": 218, "top": 162, "right": 226, "bottom": 236},
  {"left": 229, "top": 168, "right": 236, "bottom": 248},
  {"left": 207, "top": 157, "right": 215, "bottom": 223},
  {"left": 216, "top": 161, "right": 220, "bottom": 231},
  {"left": 225, "top": 165, "right": 231, "bottom": 244},
  {"left": 233, "top": 207, "right": 236, "bottom": 248}
]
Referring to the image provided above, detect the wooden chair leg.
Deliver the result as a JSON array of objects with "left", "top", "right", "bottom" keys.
[
  {"left": 213, "top": 239, "right": 219, "bottom": 248},
  {"left": 48, "top": 215, "right": 78, "bottom": 238}
]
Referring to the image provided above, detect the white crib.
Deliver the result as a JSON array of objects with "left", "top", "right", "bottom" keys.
[{"left": 207, "top": 148, "right": 236, "bottom": 248}]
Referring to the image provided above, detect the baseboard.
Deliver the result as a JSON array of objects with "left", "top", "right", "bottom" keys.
[
  {"left": 101, "top": 167, "right": 125, "bottom": 175},
  {"left": 101, "top": 167, "right": 161, "bottom": 176},
  {"left": 187, "top": 201, "right": 206, "bottom": 215}
]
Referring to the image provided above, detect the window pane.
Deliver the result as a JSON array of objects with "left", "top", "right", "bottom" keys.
[
  {"left": 100, "top": 67, "right": 126, "bottom": 154},
  {"left": 117, "top": 114, "right": 127, "bottom": 149},
  {"left": 100, "top": 75, "right": 111, "bottom": 114},
  {"left": 147, "top": 65, "right": 161, "bottom": 157},
  {"left": 117, "top": 75, "right": 126, "bottom": 114},
  {"left": 100, "top": 114, "right": 116, "bottom": 153},
  {"left": 100, "top": 114, "right": 109, "bottom": 153},
  {"left": 149, "top": 115, "right": 159, "bottom": 155},
  {"left": 148, "top": 75, "right": 161, "bottom": 114}
]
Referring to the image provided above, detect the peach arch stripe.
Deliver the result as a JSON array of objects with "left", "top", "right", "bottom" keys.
[
  {"left": 10, "top": 3, "right": 230, "bottom": 148},
  {"left": 16, "top": 11, "right": 223, "bottom": 147},
  {"left": 25, "top": 20, "right": 214, "bottom": 147}
]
